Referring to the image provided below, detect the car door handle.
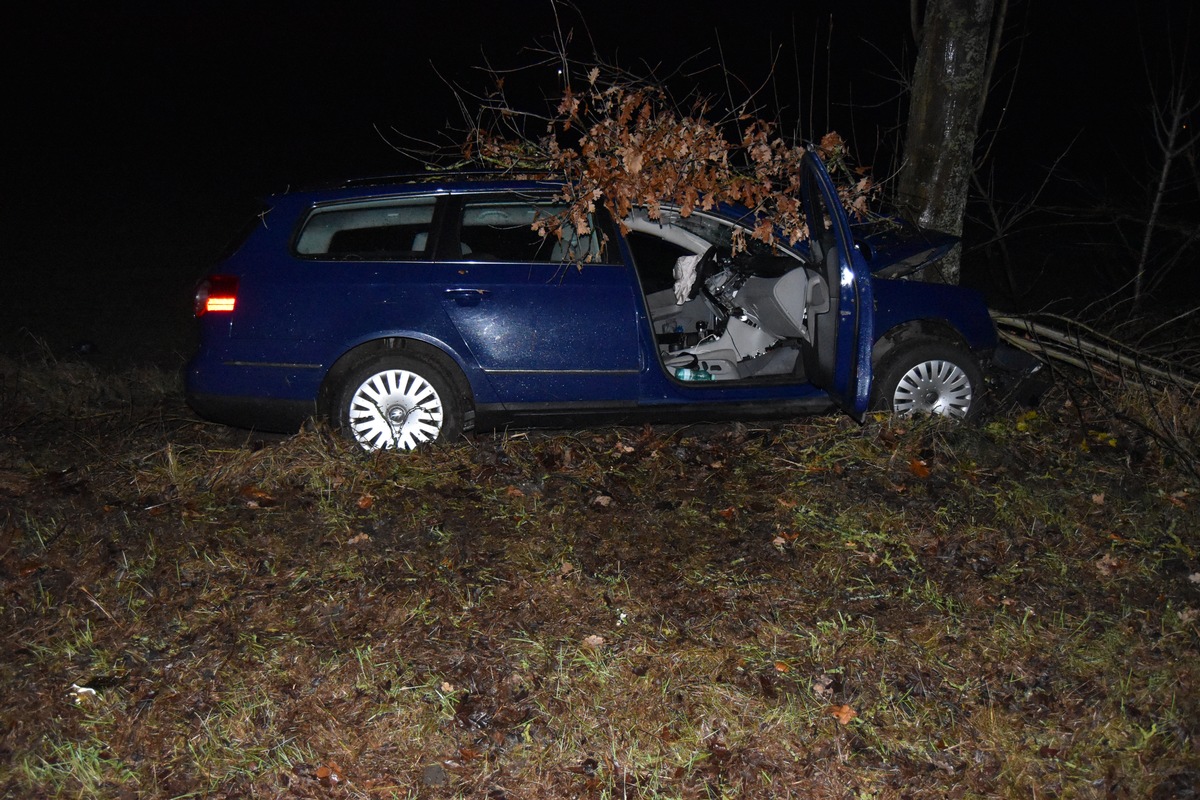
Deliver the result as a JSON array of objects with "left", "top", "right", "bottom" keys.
[{"left": 444, "top": 288, "right": 491, "bottom": 306}]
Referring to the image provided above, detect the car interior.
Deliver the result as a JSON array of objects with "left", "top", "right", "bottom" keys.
[{"left": 623, "top": 208, "right": 832, "bottom": 383}]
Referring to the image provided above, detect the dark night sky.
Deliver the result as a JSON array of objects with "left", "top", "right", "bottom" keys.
[
  {"left": 2, "top": 1, "right": 1194, "bottom": 361},
  {"left": 8, "top": 2, "right": 909, "bottom": 200}
]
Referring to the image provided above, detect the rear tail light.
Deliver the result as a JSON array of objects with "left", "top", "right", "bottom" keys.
[{"left": 195, "top": 275, "right": 238, "bottom": 316}]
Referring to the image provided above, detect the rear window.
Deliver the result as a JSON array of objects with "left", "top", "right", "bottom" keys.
[{"left": 294, "top": 196, "right": 437, "bottom": 259}]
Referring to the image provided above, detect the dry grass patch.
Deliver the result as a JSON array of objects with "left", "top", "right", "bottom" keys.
[{"left": 1, "top": 360, "right": 1198, "bottom": 798}]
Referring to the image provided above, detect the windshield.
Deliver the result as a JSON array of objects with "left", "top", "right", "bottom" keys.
[{"left": 626, "top": 207, "right": 793, "bottom": 261}]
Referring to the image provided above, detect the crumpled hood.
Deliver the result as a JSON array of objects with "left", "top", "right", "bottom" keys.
[{"left": 850, "top": 218, "right": 959, "bottom": 278}]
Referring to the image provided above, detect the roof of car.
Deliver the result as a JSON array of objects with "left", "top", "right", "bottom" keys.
[
  {"left": 280, "top": 170, "right": 566, "bottom": 202},
  {"left": 262, "top": 171, "right": 778, "bottom": 242}
]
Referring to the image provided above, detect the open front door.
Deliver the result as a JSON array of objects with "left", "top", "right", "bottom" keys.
[{"left": 798, "top": 153, "right": 874, "bottom": 417}]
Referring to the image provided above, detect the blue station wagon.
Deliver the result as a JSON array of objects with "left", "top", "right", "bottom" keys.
[{"left": 187, "top": 153, "right": 998, "bottom": 450}]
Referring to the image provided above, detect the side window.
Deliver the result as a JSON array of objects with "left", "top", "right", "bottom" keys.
[
  {"left": 625, "top": 231, "right": 691, "bottom": 294},
  {"left": 453, "top": 197, "right": 614, "bottom": 263},
  {"left": 294, "top": 196, "right": 437, "bottom": 260}
]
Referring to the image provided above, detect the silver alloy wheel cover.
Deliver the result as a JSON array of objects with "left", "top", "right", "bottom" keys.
[
  {"left": 891, "top": 359, "right": 973, "bottom": 418},
  {"left": 347, "top": 368, "right": 445, "bottom": 450}
]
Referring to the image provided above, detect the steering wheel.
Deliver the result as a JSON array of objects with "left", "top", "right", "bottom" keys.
[{"left": 688, "top": 244, "right": 723, "bottom": 299}]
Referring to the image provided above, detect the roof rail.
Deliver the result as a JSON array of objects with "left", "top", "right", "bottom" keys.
[{"left": 337, "top": 168, "right": 560, "bottom": 189}]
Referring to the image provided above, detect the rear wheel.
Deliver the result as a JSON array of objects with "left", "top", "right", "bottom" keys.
[
  {"left": 872, "top": 340, "right": 982, "bottom": 420},
  {"left": 334, "top": 354, "right": 463, "bottom": 450}
]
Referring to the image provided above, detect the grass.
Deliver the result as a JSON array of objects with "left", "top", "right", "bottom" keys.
[{"left": 1, "top": 354, "right": 1198, "bottom": 798}]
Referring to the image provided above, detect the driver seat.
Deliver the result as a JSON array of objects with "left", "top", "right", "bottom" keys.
[{"left": 734, "top": 268, "right": 810, "bottom": 338}]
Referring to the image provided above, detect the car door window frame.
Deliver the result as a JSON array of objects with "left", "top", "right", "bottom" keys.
[
  {"left": 291, "top": 194, "right": 447, "bottom": 261},
  {"left": 438, "top": 192, "right": 620, "bottom": 265}
]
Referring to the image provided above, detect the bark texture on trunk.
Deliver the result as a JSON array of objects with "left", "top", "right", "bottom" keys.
[{"left": 899, "top": 0, "right": 996, "bottom": 284}]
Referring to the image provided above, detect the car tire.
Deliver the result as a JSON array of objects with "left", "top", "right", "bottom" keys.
[
  {"left": 333, "top": 354, "right": 464, "bottom": 451},
  {"left": 871, "top": 339, "right": 983, "bottom": 420}
]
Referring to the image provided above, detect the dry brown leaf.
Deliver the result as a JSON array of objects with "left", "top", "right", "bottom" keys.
[
  {"left": 1095, "top": 553, "right": 1123, "bottom": 576},
  {"left": 238, "top": 485, "right": 277, "bottom": 509},
  {"left": 909, "top": 458, "right": 931, "bottom": 479},
  {"left": 316, "top": 762, "right": 342, "bottom": 786},
  {"left": 827, "top": 704, "right": 857, "bottom": 725}
]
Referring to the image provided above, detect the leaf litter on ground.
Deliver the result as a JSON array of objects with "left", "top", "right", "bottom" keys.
[{"left": 1, "top": 357, "right": 1198, "bottom": 798}]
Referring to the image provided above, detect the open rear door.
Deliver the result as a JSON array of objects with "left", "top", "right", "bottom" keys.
[{"left": 798, "top": 152, "right": 874, "bottom": 418}]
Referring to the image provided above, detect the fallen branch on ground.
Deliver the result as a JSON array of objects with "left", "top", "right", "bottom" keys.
[
  {"left": 991, "top": 310, "right": 1200, "bottom": 479},
  {"left": 991, "top": 311, "right": 1200, "bottom": 392}
]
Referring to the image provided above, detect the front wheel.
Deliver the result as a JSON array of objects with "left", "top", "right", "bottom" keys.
[
  {"left": 334, "top": 355, "right": 463, "bottom": 451},
  {"left": 871, "top": 340, "right": 983, "bottom": 420}
]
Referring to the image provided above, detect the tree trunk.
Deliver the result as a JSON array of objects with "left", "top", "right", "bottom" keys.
[{"left": 899, "top": 0, "right": 997, "bottom": 284}]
